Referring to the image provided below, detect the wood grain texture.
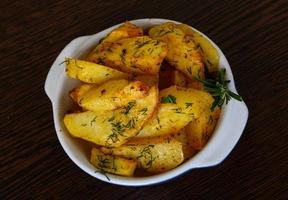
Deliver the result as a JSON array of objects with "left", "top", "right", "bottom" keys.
[{"left": 1, "top": 0, "right": 287, "bottom": 199}]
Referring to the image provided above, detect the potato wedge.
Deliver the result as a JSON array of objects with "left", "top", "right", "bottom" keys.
[
  {"left": 101, "top": 136, "right": 184, "bottom": 173},
  {"left": 149, "top": 22, "right": 204, "bottom": 80},
  {"left": 172, "top": 129, "right": 196, "bottom": 160},
  {"left": 69, "top": 84, "right": 96, "bottom": 103},
  {"left": 87, "top": 36, "right": 168, "bottom": 75},
  {"left": 71, "top": 80, "right": 155, "bottom": 112},
  {"left": 100, "top": 21, "right": 143, "bottom": 43},
  {"left": 185, "top": 108, "right": 221, "bottom": 150},
  {"left": 177, "top": 24, "right": 219, "bottom": 73},
  {"left": 90, "top": 148, "right": 137, "bottom": 176},
  {"left": 65, "top": 58, "right": 130, "bottom": 84},
  {"left": 136, "top": 86, "right": 214, "bottom": 138},
  {"left": 64, "top": 84, "right": 158, "bottom": 147}
]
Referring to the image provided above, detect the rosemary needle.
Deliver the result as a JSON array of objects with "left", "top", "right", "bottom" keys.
[{"left": 196, "top": 68, "right": 243, "bottom": 111}]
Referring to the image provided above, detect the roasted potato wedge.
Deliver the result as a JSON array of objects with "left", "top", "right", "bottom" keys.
[
  {"left": 69, "top": 84, "right": 96, "bottom": 103},
  {"left": 185, "top": 108, "right": 221, "bottom": 150},
  {"left": 136, "top": 86, "right": 214, "bottom": 138},
  {"left": 90, "top": 148, "right": 137, "bottom": 176},
  {"left": 172, "top": 129, "right": 196, "bottom": 160},
  {"left": 177, "top": 24, "right": 219, "bottom": 73},
  {"left": 64, "top": 84, "right": 158, "bottom": 147},
  {"left": 149, "top": 22, "right": 205, "bottom": 80},
  {"left": 72, "top": 80, "right": 153, "bottom": 112},
  {"left": 65, "top": 58, "right": 130, "bottom": 84},
  {"left": 87, "top": 36, "right": 168, "bottom": 75},
  {"left": 101, "top": 136, "right": 184, "bottom": 173},
  {"left": 100, "top": 21, "right": 143, "bottom": 43}
]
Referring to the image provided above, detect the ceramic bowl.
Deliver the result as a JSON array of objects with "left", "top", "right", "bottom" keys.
[{"left": 44, "top": 18, "right": 248, "bottom": 186}]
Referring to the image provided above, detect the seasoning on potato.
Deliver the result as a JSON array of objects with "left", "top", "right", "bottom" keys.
[{"left": 60, "top": 21, "right": 242, "bottom": 178}]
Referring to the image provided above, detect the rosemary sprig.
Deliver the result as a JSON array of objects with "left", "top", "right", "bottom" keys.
[{"left": 195, "top": 68, "right": 243, "bottom": 111}]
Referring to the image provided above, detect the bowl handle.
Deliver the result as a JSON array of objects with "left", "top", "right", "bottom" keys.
[
  {"left": 44, "top": 36, "right": 90, "bottom": 102},
  {"left": 192, "top": 100, "right": 249, "bottom": 167}
]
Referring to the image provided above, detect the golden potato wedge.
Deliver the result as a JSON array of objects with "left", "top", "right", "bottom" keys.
[
  {"left": 172, "top": 129, "right": 196, "bottom": 160},
  {"left": 136, "top": 86, "right": 214, "bottom": 138},
  {"left": 101, "top": 136, "right": 184, "bottom": 173},
  {"left": 87, "top": 36, "right": 168, "bottom": 75},
  {"left": 65, "top": 58, "right": 130, "bottom": 84},
  {"left": 76, "top": 80, "right": 155, "bottom": 112},
  {"left": 69, "top": 84, "right": 96, "bottom": 103},
  {"left": 90, "top": 148, "right": 137, "bottom": 176},
  {"left": 177, "top": 24, "right": 219, "bottom": 73},
  {"left": 100, "top": 21, "right": 143, "bottom": 43},
  {"left": 149, "top": 22, "right": 204, "bottom": 80},
  {"left": 64, "top": 84, "right": 158, "bottom": 147},
  {"left": 185, "top": 108, "right": 221, "bottom": 150}
]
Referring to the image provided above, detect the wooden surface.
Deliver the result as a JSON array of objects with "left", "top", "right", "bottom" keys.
[{"left": 1, "top": 0, "right": 287, "bottom": 199}]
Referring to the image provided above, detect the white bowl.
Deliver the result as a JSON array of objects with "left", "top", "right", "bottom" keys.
[{"left": 44, "top": 18, "right": 248, "bottom": 186}]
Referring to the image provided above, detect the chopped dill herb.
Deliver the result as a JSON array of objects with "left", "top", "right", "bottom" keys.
[
  {"left": 81, "top": 123, "right": 87, "bottom": 127},
  {"left": 122, "top": 101, "right": 136, "bottom": 115},
  {"left": 108, "top": 116, "right": 115, "bottom": 122},
  {"left": 172, "top": 107, "right": 185, "bottom": 114},
  {"left": 161, "top": 95, "right": 176, "bottom": 104},
  {"left": 90, "top": 117, "right": 97, "bottom": 126},
  {"left": 136, "top": 145, "right": 156, "bottom": 169},
  {"left": 185, "top": 102, "right": 193, "bottom": 108},
  {"left": 139, "top": 108, "right": 148, "bottom": 115},
  {"left": 125, "top": 118, "right": 136, "bottom": 129},
  {"left": 95, "top": 169, "right": 110, "bottom": 181},
  {"left": 186, "top": 66, "right": 192, "bottom": 75}
]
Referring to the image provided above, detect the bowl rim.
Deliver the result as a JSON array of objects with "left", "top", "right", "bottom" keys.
[{"left": 44, "top": 18, "right": 249, "bottom": 186}]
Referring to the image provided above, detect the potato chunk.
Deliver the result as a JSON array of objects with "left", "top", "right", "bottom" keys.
[
  {"left": 172, "top": 129, "right": 196, "bottom": 160},
  {"left": 136, "top": 86, "right": 214, "bottom": 138},
  {"left": 64, "top": 84, "right": 158, "bottom": 147},
  {"left": 101, "top": 136, "right": 184, "bottom": 173},
  {"left": 100, "top": 21, "right": 143, "bottom": 43},
  {"left": 72, "top": 80, "right": 152, "bottom": 112},
  {"left": 149, "top": 22, "right": 204, "bottom": 80},
  {"left": 65, "top": 58, "right": 130, "bottom": 84},
  {"left": 87, "top": 36, "right": 168, "bottom": 75},
  {"left": 177, "top": 24, "right": 219, "bottom": 73},
  {"left": 186, "top": 108, "right": 221, "bottom": 150},
  {"left": 90, "top": 148, "right": 137, "bottom": 176}
]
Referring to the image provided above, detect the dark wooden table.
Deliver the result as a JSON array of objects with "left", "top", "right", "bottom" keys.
[{"left": 1, "top": 0, "right": 287, "bottom": 199}]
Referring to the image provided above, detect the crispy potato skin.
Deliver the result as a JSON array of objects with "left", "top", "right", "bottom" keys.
[
  {"left": 185, "top": 108, "right": 221, "bottom": 150},
  {"left": 101, "top": 136, "right": 184, "bottom": 173},
  {"left": 87, "top": 36, "right": 168, "bottom": 75},
  {"left": 64, "top": 84, "right": 158, "bottom": 147},
  {"left": 136, "top": 86, "right": 214, "bottom": 138},
  {"left": 149, "top": 22, "right": 205, "bottom": 80},
  {"left": 90, "top": 148, "right": 137, "bottom": 176},
  {"left": 177, "top": 24, "right": 219, "bottom": 73},
  {"left": 65, "top": 58, "right": 130, "bottom": 84}
]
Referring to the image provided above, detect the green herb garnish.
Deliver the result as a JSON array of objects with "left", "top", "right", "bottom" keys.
[
  {"left": 161, "top": 95, "right": 176, "bottom": 104},
  {"left": 122, "top": 101, "right": 136, "bottom": 115},
  {"left": 136, "top": 145, "right": 156, "bottom": 169},
  {"left": 195, "top": 68, "right": 242, "bottom": 111}
]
